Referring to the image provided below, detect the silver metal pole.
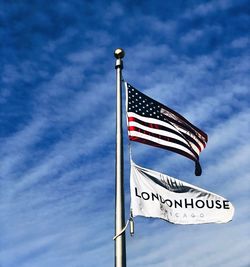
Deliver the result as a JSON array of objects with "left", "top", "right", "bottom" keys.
[{"left": 114, "top": 48, "right": 126, "bottom": 267}]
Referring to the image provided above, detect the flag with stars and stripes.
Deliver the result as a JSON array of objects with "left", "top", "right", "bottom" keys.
[{"left": 125, "top": 82, "right": 208, "bottom": 176}]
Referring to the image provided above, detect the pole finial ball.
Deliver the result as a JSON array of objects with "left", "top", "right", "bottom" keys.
[{"left": 114, "top": 48, "right": 125, "bottom": 59}]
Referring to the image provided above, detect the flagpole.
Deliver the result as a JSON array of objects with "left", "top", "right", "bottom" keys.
[{"left": 114, "top": 48, "right": 126, "bottom": 267}]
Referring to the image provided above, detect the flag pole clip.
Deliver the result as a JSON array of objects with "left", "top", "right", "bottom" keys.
[{"left": 129, "top": 210, "right": 134, "bottom": 237}]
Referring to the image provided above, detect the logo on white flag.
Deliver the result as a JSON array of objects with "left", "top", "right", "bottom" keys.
[{"left": 130, "top": 161, "right": 234, "bottom": 224}]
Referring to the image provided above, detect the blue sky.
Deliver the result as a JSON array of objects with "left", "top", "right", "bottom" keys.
[{"left": 0, "top": 1, "right": 249, "bottom": 266}]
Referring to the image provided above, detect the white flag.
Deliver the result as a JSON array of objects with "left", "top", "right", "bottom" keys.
[{"left": 130, "top": 161, "right": 234, "bottom": 224}]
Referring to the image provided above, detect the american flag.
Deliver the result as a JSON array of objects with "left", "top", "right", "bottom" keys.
[{"left": 125, "top": 82, "right": 208, "bottom": 176}]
